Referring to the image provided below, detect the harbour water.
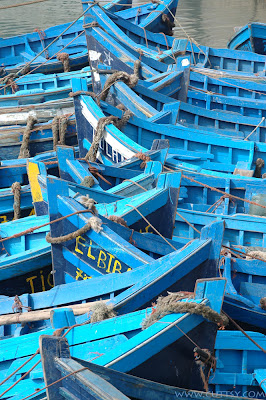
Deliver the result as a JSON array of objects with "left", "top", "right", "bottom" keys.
[{"left": 0, "top": 0, "right": 266, "bottom": 47}]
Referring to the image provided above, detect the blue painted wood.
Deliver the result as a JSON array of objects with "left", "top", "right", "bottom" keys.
[
  {"left": 220, "top": 257, "right": 266, "bottom": 329},
  {"left": 228, "top": 23, "right": 266, "bottom": 55},
  {"left": 83, "top": 6, "right": 266, "bottom": 78},
  {"left": 46, "top": 170, "right": 181, "bottom": 283},
  {"left": 40, "top": 332, "right": 251, "bottom": 400},
  {"left": 73, "top": 85, "right": 266, "bottom": 176},
  {"left": 0, "top": 221, "right": 223, "bottom": 340},
  {"left": 0, "top": 278, "right": 226, "bottom": 398},
  {"left": 0, "top": 0, "right": 133, "bottom": 76},
  {"left": 100, "top": 72, "right": 266, "bottom": 144},
  {"left": 209, "top": 330, "right": 266, "bottom": 398}
]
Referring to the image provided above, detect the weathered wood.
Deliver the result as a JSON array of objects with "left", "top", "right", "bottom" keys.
[{"left": 0, "top": 300, "right": 107, "bottom": 325}]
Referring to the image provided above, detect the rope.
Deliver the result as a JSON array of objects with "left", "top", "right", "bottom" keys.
[
  {"left": 191, "top": 68, "right": 266, "bottom": 97},
  {"left": 51, "top": 115, "right": 69, "bottom": 150},
  {"left": 125, "top": 203, "right": 177, "bottom": 251},
  {"left": 57, "top": 53, "right": 70, "bottom": 73},
  {"left": 46, "top": 216, "right": 102, "bottom": 244},
  {"left": 0, "top": 301, "right": 116, "bottom": 397},
  {"left": 107, "top": 215, "right": 129, "bottom": 227},
  {"left": 260, "top": 298, "right": 266, "bottom": 310},
  {"left": 222, "top": 311, "right": 266, "bottom": 353},
  {"left": 99, "top": 60, "right": 140, "bottom": 101},
  {"left": 179, "top": 171, "right": 266, "bottom": 211},
  {"left": 134, "top": 151, "right": 151, "bottom": 169},
  {"left": 77, "top": 196, "right": 97, "bottom": 213},
  {"left": 80, "top": 176, "right": 95, "bottom": 187},
  {"left": 0, "top": 209, "right": 95, "bottom": 244},
  {"left": 11, "top": 182, "right": 21, "bottom": 220},
  {"left": 244, "top": 117, "right": 265, "bottom": 141},
  {"left": 5, "top": 4, "right": 94, "bottom": 78},
  {"left": 18, "top": 115, "right": 37, "bottom": 159},
  {"left": 176, "top": 210, "right": 201, "bottom": 234},
  {"left": 85, "top": 115, "right": 118, "bottom": 162},
  {"left": 122, "top": 179, "right": 148, "bottom": 192},
  {"left": 20, "top": 367, "right": 88, "bottom": 400},
  {"left": 142, "top": 292, "right": 228, "bottom": 330},
  {"left": 0, "top": 0, "right": 47, "bottom": 10}
]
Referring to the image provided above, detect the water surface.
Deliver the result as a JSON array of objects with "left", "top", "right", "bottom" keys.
[{"left": 1, "top": 0, "right": 266, "bottom": 47}]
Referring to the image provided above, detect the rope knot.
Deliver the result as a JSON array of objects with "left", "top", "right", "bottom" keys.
[
  {"left": 77, "top": 195, "right": 98, "bottom": 214},
  {"left": 107, "top": 215, "right": 129, "bottom": 228},
  {"left": 99, "top": 59, "right": 140, "bottom": 102},
  {"left": 134, "top": 151, "right": 151, "bottom": 168},
  {"left": 57, "top": 52, "right": 70, "bottom": 72}
]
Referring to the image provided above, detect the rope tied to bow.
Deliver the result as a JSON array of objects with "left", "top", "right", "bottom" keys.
[
  {"left": 77, "top": 195, "right": 98, "bottom": 214},
  {"left": 134, "top": 151, "right": 151, "bottom": 168},
  {"left": 46, "top": 216, "right": 102, "bottom": 244},
  {"left": 142, "top": 291, "right": 228, "bottom": 330},
  {"left": 12, "top": 295, "right": 31, "bottom": 313},
  {"left": 107, "top": 215, "right": 129, "bottom": 228},
  {"left": 18, "top": 115, "right": 37, "bottom": 159},
  {"left": 99, "top": 59, "right": 141, "bottom": 101},
  {"left": 194, "top": 347, "right": 216, "bottom": 392},
  {"left": 85, "top": 115, "right": 119, "bottom": 162},
  {"left": 56, "top": 52, "right": 70, "bottom": 72},
  {"left": 11, "top": 182, "right": 21, "bottom": 220}
]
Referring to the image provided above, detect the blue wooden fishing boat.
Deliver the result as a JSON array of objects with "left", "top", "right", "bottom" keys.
[
  {"left": 73, "top": 81, "right": 266, "bottom": 177},
  {"left": 220, "top": 254, "right": 266, "bottom": 330},
  {"left": 40, "top": 333, "right": 254, "bottom": 400},
  {"left": 0, "top": 0, "right": 131, "bottom": 76},
  {"left": 0, "top": 219, "right": 223, "bottom": 338},
  {"left": 82, "top": 4, "right": 266, "bottom": 79},
  {"left": 228, "top": 22, "right": 266, "bottom": 55},
  {"left": 0, "top": 118, "right": 77, "bottom": 160},
  {"left": 0, "top": 278, "right": 226, "bottom": 399},
  {"left": 0, "top": 214, "right": 52, "bottom": 296},
  {"left": 45, "top": 169, "right": 181, "bottom": 283},
  {"left": 0, "top": 0, "right": 177, "bottom": 77},
  {"left": 100, "top": 72, "right": 266, "bottom": 143},
  {"left": 209, "top": 330, "right": 266, "bottom": 398},
  {"left": 0, "top": 173, "right": 177, "bottom": 297},
  {"left": 0, "top": 150, "right": 58, "bottom": 188}
]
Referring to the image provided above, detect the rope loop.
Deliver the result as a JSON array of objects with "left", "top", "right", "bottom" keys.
[{"left": 46, "top": 216, "right": 102, "bottom": 244}]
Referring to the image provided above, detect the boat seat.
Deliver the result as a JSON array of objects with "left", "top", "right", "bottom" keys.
[{"left": 20, "top": 52, "right": 47, "bottom": 63}]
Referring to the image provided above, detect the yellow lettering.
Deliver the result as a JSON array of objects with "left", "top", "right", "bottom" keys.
[
  {"left": 87, "top": 240, "right": 95, "bottom": 260},
  {"left": 26, "top": 276, "right": 37, "bottom": 293},
  {"left": 126, "top": 267, "right": 132, "bottom": 272},
  {"left": 47, "top": 272, "right": 54, "bottom": 288},
  {"left": 106, "top": 253, "right": 115, "bottom": 273},
  {"left": 75, "top": 235, "right": 86, "bottom": 255},
  {"left": 112, "top": 260, "right": 122, "bottom": 274},
  {"left": 40, "top": 270, "right": 45, "bottom": 291},
  {"left": 97, "top": 250, "right": 107, "bottom": 269},
  {"left": 145, "top": 225, "right": 151, "bottom": 233},
  {"left": 29, "top": 208, "right": 35, "bottom": 216},
  {"left": 75, "top": 267, "right": 84, "bottom": 280},
  {"left": 0, "top": 216, "right": 7, "bottom": 224}
]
